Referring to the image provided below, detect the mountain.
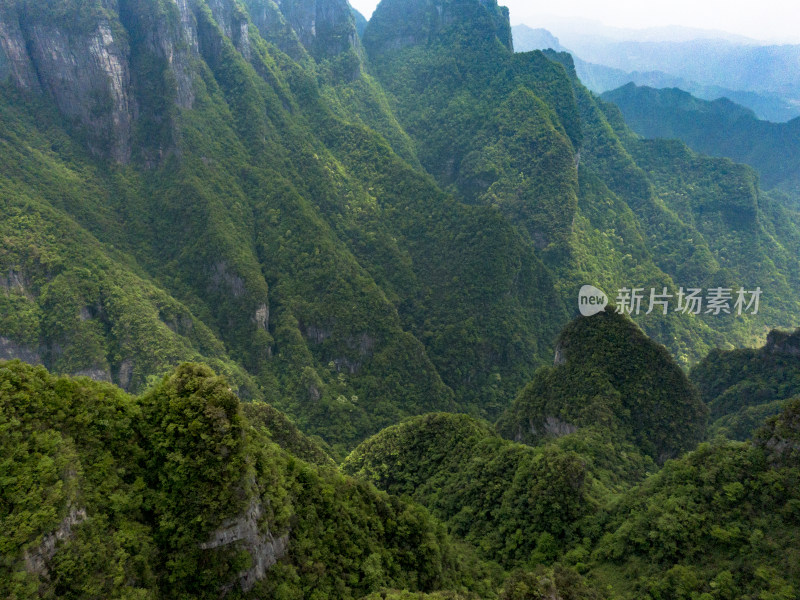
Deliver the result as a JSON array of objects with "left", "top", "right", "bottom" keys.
[
  {"left": 511, "top": 25, "right": 800, "bottom": 122},
  {"left": 602, "top": 83, "right": 800, "bottom": 196},
  {"left": 691, "top": 327, "right": 800, "bottom": 440},
  {"left": 575, "top": 64, "right": 800, "bottom": 123},
  {"left": 343, "top": 310, "right": 696, "bottom": 566},
  {"left": 497, "top": 307, "right": 707, "bottom": 463},
  {"left": 511, "top": 24, "right": 566, "bottom": 52},
  {"left": 585, "top": 399, "right": 800, "bottom": 598},
  {"left": 344, "top": 317, "right": 800, "bottom": 599},
  {"left": 533, "top": 27, "right": 800, "bottom": 103},
  {"left": 0, "top": 360, "right": 499, "bottom": 599},
  {"left": 1, "top": 0, "right": 799, "bottom": 457},
  {"left": 3, "top": 0, "right": 800, "bottom": 596}
]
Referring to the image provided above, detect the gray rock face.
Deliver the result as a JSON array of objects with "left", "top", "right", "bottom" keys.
[
  {"left": 72, "top": 366, "right": 113, "bottom": 383},
  {"left": 0, "top": 0, "right": 202, "bottom": 163},
  {"left": 254, "top": 303, "right": 270, "bottom": 330},
  {"left": 553, "top": 341, "right": 566, "bottom": 366},
  {"left": 275, "top": 0, "right": 359, "bottom": 60},
  {"left": 0, "top": 0, "right": 362, "bottom": 164},
  {"left": 0, "top": 268, "right": 31, "bottom": 297},
  {"left": 24, "top": 506, "right": 88, "bottom": 577},
  {"left": 0, "top": 6, "right": 40, "bottom": 91},
  {"left": 118, "top": 357, "right": 135, "bottom": 389},
  {"left": 173, "top": 0, "right": 200, "bottom": 54},
  {"left": 25, "top": 19, "right": 135, "bottom": 163},
  {"left": 0, "top": 336, "right": 42, "bottom": 365},
  {"left": 540, "top": 415, "right": 578, "bottom": 437},
  {"left": 242, "top": 0, "right": 309, "bottom": 61},
  {"left": 755, "top": 399, "right": 800, "bottom": 466},
  {"left": 130, "top": 0, "right": 197, "bottom": 111},
  {"left": 207, "top": 0, "right": 253, "bottom": 59},
  {"left": 209, "top": 261, "right": 246, "bottom": 297},
  {"left": 200, "top": 500, "right": 289, "bottom": 593}
]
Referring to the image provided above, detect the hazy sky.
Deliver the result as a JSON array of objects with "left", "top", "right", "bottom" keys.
[{"left": 348, "top": 0, "right": 800, "bottom": 44}]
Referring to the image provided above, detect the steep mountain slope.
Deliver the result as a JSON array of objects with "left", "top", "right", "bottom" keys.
[
  {"left": 1, "top": 0, "right": 800, "bottom": 455},
  {"left": 2, "top": 0, "right": 554, "bottom": 448},
  {"left": 586, "top": 400, "right": 800, "bottom": 599},
  {"left": 0, "top": 359, "right": 498, "bottom": 599},
  {"left": 364, "top": 0, "right": 800, "bottom": 362},
  {"left": 691, "top": 328, "right": 800, "bottom": 440},
  {"left": 602, "top": 83, "right": 800, "bottom": 196},
  {"left": 497, "top": 308, "right": 707, "bottom": 463}
]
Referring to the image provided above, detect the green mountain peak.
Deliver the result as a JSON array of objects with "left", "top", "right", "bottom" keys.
[{"left": 364, "top": 0, "right": 513, "bottom": 56}]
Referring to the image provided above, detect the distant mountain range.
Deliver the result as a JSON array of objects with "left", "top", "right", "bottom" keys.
[
  {"left": 602, "top": 83, "right": 800, "bottom": 197},
  {"left": 512, "top": 23, "right": 800, "bottom": 122}
]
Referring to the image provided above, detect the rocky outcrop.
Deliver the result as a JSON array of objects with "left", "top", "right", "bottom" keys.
[
  {"left": 0, "top": 6, "right": 40, "bottom": 91},
  {"left": 117, "top": 357, "right": 135, "bottom": 390},
  {"left": 274, "top": 0, "right": 359, "bottom": 60},
  {"left": 209, "top": 261, "right": 246, "bottom": 297},
  {"left": 199, "top": 500, "right": 289, "bottom": 593},
  {"left": 207, "top": 0, "right": 253, "bottom": 59},
  {"left": 24, "top": 506, "right": 87, "bottom": 577},
  {"left": 765, "top": 329, "right": 800, "bottom": 357},
  {"left": 540, "top": 416, "right": 578, "bottom": 438},
  {"left": 0, "top": 0, "right": 363, "bottom": 164},
  {"left": 243, "top": 0, "right": 309, "bottom": 61},
  {"left": 254, "top": 303, "right": 270, "bottom": 330},
  {"left": 125, "top": 0, "right": 197, "bottom": 112},
  {"left": 72, "top": 367, "right": 113, "bottom": 383},
  {"left": 0, "top": 0, "right": 204, "bottom": 163},
  {"left": 755, "top": 399, "right": 800, "bottom": 466},
  {"left": 0, "top": 268, "right": 32, "bottom": 297},
  {"left": 23, "top": 19, "right": 135, "bottom": 162},
  {"left": 0, "top": 337, "right": 42, "bottom": 365}
]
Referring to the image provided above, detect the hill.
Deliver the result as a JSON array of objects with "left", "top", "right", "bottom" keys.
[
  {"left": 0, "top": 360, "right": 497, "bottom": 599},
  {"left": 602, "top": 83, "right": 800, "bottom": 196},
  {"left": 691, "top": 328, "right": 800, "bottom": 440},
  {"left": 497, "top": 307, "right": 707, "bottom": 463}
]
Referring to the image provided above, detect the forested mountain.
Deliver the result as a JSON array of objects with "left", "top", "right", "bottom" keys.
[
  {"left": 497, "top": 307, "right": 707, "bottom": 463},
  {"left": 0, "top": 360, "right": 500, "bottom": 599},
  {"left": 1, "top": 0, "right": 799, "bottom": 454},
  {"left": 602, "top": 83, "right": 800, "bottom": 197},
  {"left": 510, "top": 24, "right": 800, "bottom": 123},
  {"left": 346, "top": 314, "right": 800, "bottom": 599},
  {"left": 692, "top": 327, "right": 800, "bottom": 440},
  {"left": 2, "top": 0, "right": 800, "bottom": 596}
]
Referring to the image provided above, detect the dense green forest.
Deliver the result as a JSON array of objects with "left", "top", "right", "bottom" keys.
[
  {"left": 601, "top": 83, "right": 800, "bottom": 198},
  {"left": 691, "top": 328, "right": 800, "bottom": 440},
  {"left": 1, "top": 0, "right": 800, "bottom": 596},
  {"left": 1, "top": 0, "right": 799, "bottom": 452}
]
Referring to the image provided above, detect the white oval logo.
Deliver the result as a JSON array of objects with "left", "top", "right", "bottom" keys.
[{"left": 578, "top": 285, "right": 608, "bottom": 316}]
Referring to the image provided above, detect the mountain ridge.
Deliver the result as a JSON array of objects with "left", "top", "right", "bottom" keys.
[{"left": 0, "top": 0, "right": 799, "bottom": 454}]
